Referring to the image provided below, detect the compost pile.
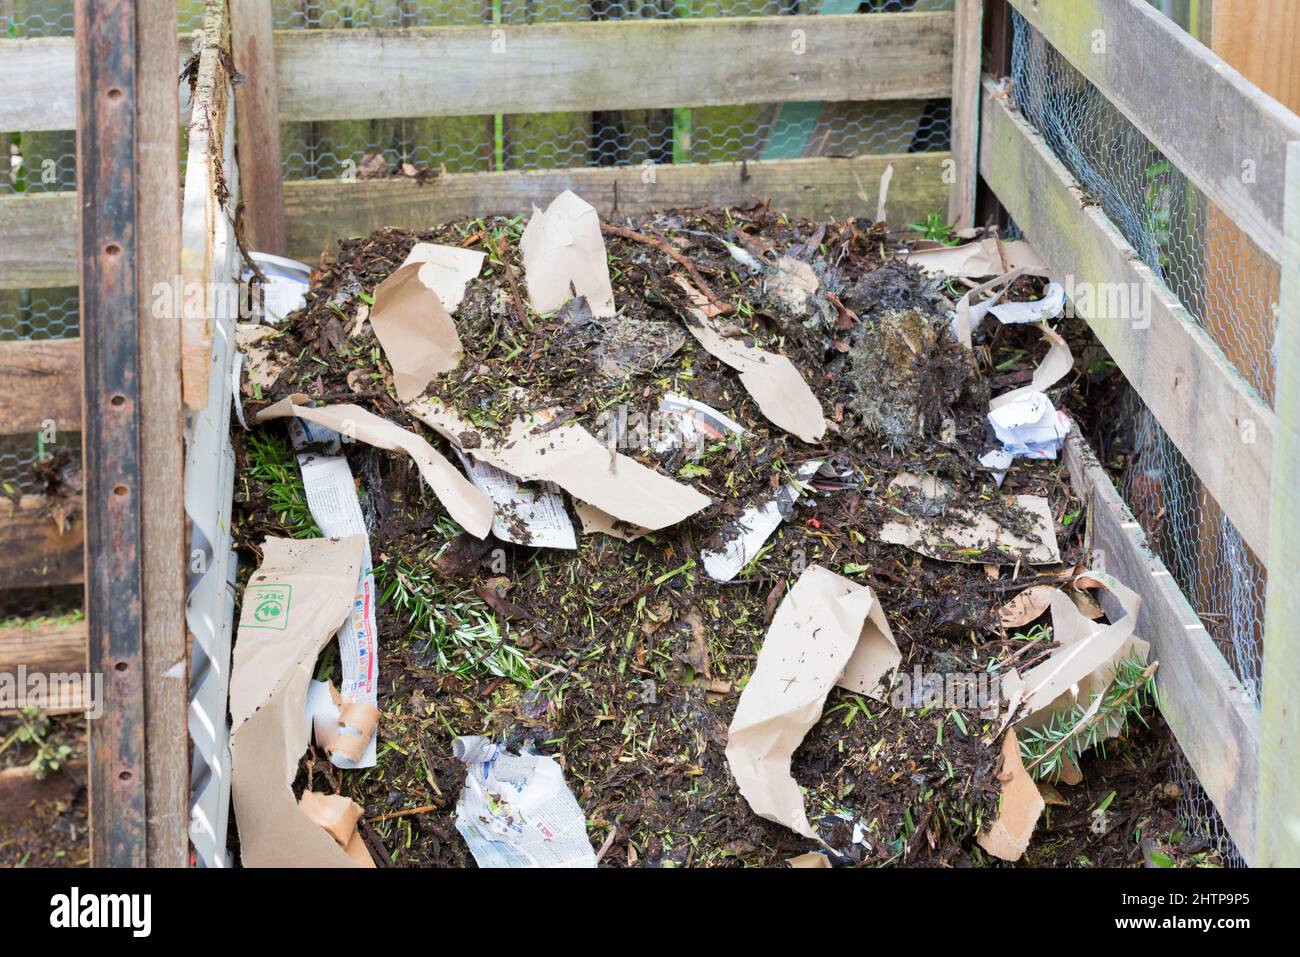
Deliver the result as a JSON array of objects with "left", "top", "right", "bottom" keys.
[{"left": 227, "top": 196, "right": 1191, "bottom": 869}]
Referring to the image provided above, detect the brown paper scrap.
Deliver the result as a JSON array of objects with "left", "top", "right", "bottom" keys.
[
  {"left": 976, "top": 728, "right": 1044, "bottom": 862},
  {"left": 255, "top": 395, "right": 493, "bottom": 538},
  {"left": 997, "top": 584, "right": 1057, "bottom": 629},
  {"left": 408, "top": 399, "right": 710, "bottom": 532},
  {"left": 726, "top": 565, "right": 900, "bottom": 839},
  {"left": 907, "top": 237, "right": 1045, "bottom": 277},
  {"left": 311, "top": 680, "right": 381, "bottom": 763},
  {"left": 369, "top": 260, "right": 463, "bottom": 402},
  {"left": 672, "top": 275, "right": 826, "bottom": 443},
  {"left": 574, "top": 500, "right": 649, "bottom": 542},
  {"left": 1014, "top": 571, "right": 1148, "bottom": 730},
  {"left": 520, "top": 190, "right": 616, "bottom": 318},
  {"left": 230, "top": 535, "right": 369, "bottom": 867},
  {"left": 299, "top": 790, "right": 375, "bottom": 867},
  {"left": 403, "top": 241, "right": 485, "bottom": 313}
]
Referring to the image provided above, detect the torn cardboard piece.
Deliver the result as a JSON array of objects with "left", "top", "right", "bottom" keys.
[
  {"left": 230, "top": 534, "right": 372, "bottom": 867},
  {"left": 726, "top": 564, "right": 900, "bottom": 839},
  {"left": 702, "top": 460, "right": 823, "bottom": 582},
  {"left": 575, "top": 500, "right": 649, "bottom": 542},
  {"left": 997, "top": 583, "right": 1057, "bottom": 629},
  {"left": 369, "top": 260, "right": 463, "bottom": 402},
  {"left": 906, "top": 237, "right": 1045, "bottom": 277},
  {"left": 976, "top": 728, "right": 1044, "bottom": 862},
  {"left": 452, "top": 735, "right": 597, "bottom": 868},
  {"left": 520, "top": 190, "right": 616, "bottom": 318},
  {"left": 236, "top": 323, "right": 282, "bottom": 389},
  {"left": 673, "top": 275, "right": 827, "bottom": 443},
  {"left": 1010, "top": 570, "right": 1147, "bottom": 731},
  {"left": 880, "top": 488, "right": 1060, "bottom": 565},
  {"left": 299, "top": 790, "right": 375, "bottom": 867},
  {"left": 408, "top": 398, "right": 710, "bottom": 532},
  {"left": 255, "top": 395, "right": 493, "bottom": 538}
]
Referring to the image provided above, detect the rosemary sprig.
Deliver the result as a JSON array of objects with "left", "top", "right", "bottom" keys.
[{"left": 1019, "top": 653, "right": 1159, "bottom": 781}]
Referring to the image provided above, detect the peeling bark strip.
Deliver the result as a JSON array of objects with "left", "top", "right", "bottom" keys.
[{"left": 75, "top": 0, "right": 147, "bottom": 867}]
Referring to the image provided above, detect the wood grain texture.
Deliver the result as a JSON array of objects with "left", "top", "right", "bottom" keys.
[
  {"left": 0, "top": 339, "right": 81, "bottom": 434},
  {"left": 0, "top": 36, "right": 76, "bottom": 132},
  {"left": 947, "top": 0, "right": 982, "bottom": 228},
  {"left": 1006, "top": 0, "right": 1300, "bottom": 262},
  {"left": 283, "top": 153, "right": 951, "bottom": 263},
  {"left": 0, "top": 192, "right": 78, "bottom": 290},
  {"left": 1062, "top": 429, "right": 1260, "bottom": 865},
  {"left": 980, "top": 83, "right": 1275, "bottom": 564},
  {"left": 1257, "top": 140, "right": 1300, "bottom": 867},
  {"left": 272, "top": 14, "right": 955, "bottom": 122},
  {"left": 231, "top": 0, "right": 286, "bottom": 254},
  {"left": 135, "top": 0, "right": 189, "bottom": 869},
  {"left": 0, "top": 620, "right": 87, "bottom": 676},
  {"left": 0, "top": 495, "right": 83, "bottom": 589}
]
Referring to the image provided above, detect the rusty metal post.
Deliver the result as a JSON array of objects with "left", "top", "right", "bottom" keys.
[{"left": 74, "top": 0, "right": 147, "bottom": 867}]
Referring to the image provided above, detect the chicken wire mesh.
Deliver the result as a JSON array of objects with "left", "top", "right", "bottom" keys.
[{"left": 1010, "top": 7, "right": 1272, "bottom": 864}]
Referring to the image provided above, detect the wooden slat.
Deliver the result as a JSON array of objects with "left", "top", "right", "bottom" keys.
[
  {"left": 1006, "top": 0, "right": 1300, "bottom": 263},
  {"left": 980, "top": 82, "right": 1276, "bottom": 564},
  {"left": 0, "top": 339, "right": 82, "bottom": 435},
  {"left": 0, "top": 37, "right": 76, "bottom": 133},
  {"left": 0, "top": 761, "right": 86, "bottom": 820},
  {"left": 0, "top": 620, "right": 87, "bottom": 675},
  {"left": 1062, "top": 429, "right": 1260, "bottom": 865},
  {"left": 273, "top": 14, "right": 955, "bottom": 122},
  {"left": 0, "top": 495, "right": 83, "bottom": 589},
  {"left": 1258, "top": 141, "right": 1300, "bottom": 866},
  {"left": 137, "top": 0, "right": 190, "bottom": 869},
  {"left": 0, "top": 192, "right": 78, "bottom": 290},
  {"left": 231, "top": 0, "right": 286, "bottom": 255},
  {"left": 283, "top": 153, "right": 951, "bottom": 263},
  {"left": 947, "top": 0, "right": 982, "bottom": 229}
]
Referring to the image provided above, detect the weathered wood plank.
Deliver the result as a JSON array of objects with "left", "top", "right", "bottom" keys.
[
  {"left": 1062, "top": 429, "right": 1260, "bottom": 866},
  {"left": 0, "top": 339, "right": 82, "bottom": 435},
  {"left": 0, "top": 620, "right": 87, "bottom": 676},
  {"left": 231, "top": 0, "right": 286, "bottom": 255},
  {"left": 0, "top": 37, "right": 76, "bottom": 133},
  {"left": 980, "top": 83, "right": 1275, "bottom": 565},
  {"left": 1006, "top": 0, "right": 1300, "bottom": 263},
  {"left": 0, "top": 192, "right": 78, "bottom": 290},
  {"left": 283, "top": 153, "right": 951, "bottom": 263},
  {"left": 947, "top": 0, "right": 982, "bottom": 229},
  {"left": 0, "top": 495, "right": 83, "bottom": 589},
  {"left": 137, "top": 0, "right": 190, "bottom": 870},
  {"left": 273, "top": 14, "right": 955, "bottom": 122},
  {"left": 1257, "top": 140, "right": 1300, "bottom": 867}
]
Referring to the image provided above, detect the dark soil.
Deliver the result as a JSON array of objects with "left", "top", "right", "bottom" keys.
[{"left": 228, "top": 205, "right": 1215, "bottom": 868}]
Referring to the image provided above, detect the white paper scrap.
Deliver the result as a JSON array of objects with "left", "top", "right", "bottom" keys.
[
  {"left": 455, "top": 450, "right": 577, "bottom": 550},
  {"left": 287, "top": 420, "right": 380, "bottom": 768},
  {"left": 452, "top": 736, "right": 597, "bottom": 868},
  {"left": 702, "top": 460, "right": 823, "bottom": 582},
  {"left": 987, "top": 391, "right": 1071, "bottom": 460},
  {"left": 246, "top": 252, "right": 313, "bottom": 324}
]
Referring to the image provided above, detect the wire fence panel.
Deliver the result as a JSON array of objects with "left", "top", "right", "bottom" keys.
[{"left": 1010, "top": 5, "right": 1274, "bottom": 864}]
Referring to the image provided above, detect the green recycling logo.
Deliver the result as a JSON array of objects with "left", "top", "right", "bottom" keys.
[{"left": 244, "top": 584, "right": 292, "bottom": 630}]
